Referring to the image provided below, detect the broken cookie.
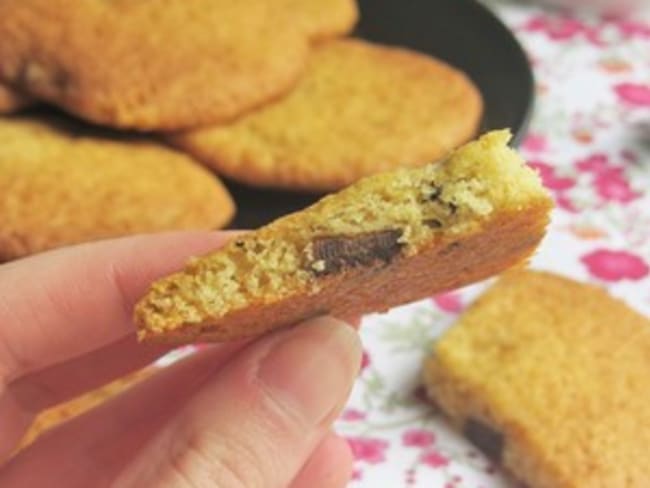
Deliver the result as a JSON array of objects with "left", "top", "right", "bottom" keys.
[
  {"left": 135, "top": 130, "right": 552, "bottom": 343},
  {"left": 423, "top": 270, "right": 650, "bottom": 487}
]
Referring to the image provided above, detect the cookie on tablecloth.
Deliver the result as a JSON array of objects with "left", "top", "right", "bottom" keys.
[
  {"left": 0, "top": 0, "right": 314, "bottom": 130},
  {"left": 0, "top": 115, "right": 234, "bottom": 261},
  {"left": 170, "top": 39, "right": 483, "bottom": 192},
  {"left": 423, "top": 270, "right": 650, "bottom": 488},
  {"left": 0, "top": 83, "right": 32, "bottom": 113},
  {"left": 136, "top": 130, "right": 551, "bottom": 343}
]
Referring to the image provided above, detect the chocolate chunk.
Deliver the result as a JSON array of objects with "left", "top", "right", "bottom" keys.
[
  {"left": 463, "top": 418, "right": 504, "bottom": 463},
  {"left": 425, "top": 184, "right": 458, "bottom": 216},
  {"left": 427, "top": 185, "right": 443, "bottom": 201},
  {"left": 423, "top": 218, "right": 443, "bottom": 229},
  {"left": 311, "top": 229, "right": 403, "bottom": 275}
]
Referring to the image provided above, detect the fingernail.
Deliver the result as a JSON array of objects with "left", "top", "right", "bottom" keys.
[{"left": 257, "top": 317, "right": 362, "bottom": 426}]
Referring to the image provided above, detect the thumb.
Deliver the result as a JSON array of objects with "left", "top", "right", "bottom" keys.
[{"left": 115, "top": 317, "right": 362, "bottom": 488}]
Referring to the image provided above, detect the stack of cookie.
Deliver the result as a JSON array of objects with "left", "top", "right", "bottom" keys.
[{"left": 0, "top": 0, "right": 483, "bottom": 262}]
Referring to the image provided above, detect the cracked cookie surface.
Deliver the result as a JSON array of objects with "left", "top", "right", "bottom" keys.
[
  {"left": 0, "top": 0, "right": 333, "bottom": 130},
  {"left": 0, "top": 115, "right": 234, "bottom": 261},
  {"left": 171, "top": 39, "right": 483, "bottom": 191}
]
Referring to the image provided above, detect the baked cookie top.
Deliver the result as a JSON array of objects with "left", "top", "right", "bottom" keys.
[
  {"left": 283, "top": 0, "right": 359, "bottom": 40},
  {"left": 171, "top": 39, "right": 483, "bottom": 191},
  {"left": 136, "top": 130, "right": 551, "bottom": 343},
  {"left": 424, "top": 270, "right": 650, "bottom": 487},
  {"left": 0, "top": 115, "right": 234, "bottom": 261},
  {"left": 0, "top": 0, "right": 317, "bottom": 130}
]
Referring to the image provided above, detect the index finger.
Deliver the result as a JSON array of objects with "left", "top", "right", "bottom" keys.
[{"left": 0, "top": 231, "right": 234, "bottom": 382}]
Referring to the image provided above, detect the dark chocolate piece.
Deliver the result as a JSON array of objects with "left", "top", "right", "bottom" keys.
[
  {"left": 423, "top": 218, "right": 443, "bottom": 229},
  {"left": 425, "top": 184, "right": 458, "bottom": 217},
  {"left": 463, "top": 418, "right": 504, "bottom": 463},
  {"left": 427, "top": 185, "right": 443, "bottom": 201},
  {"left": 311, "top": 229, "right": 403, "bottom": 275}
]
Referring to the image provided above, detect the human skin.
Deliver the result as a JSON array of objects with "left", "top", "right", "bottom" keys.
[{"left": 0, "top": 231, "right": 361, "bottom": 487}]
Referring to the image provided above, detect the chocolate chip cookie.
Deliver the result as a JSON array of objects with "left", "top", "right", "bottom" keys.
[
  {"left": 136, "top": 130, "right": 551, "bottom": 343},
  {"left": 424, "top": 270, "right": 650, "bottom": 487}
]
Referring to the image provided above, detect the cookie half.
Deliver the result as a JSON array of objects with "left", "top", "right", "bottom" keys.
[
  {"left": 423, "top": 270, "right": 650, "bottom": 487},
  {"left": 0, "top": 116, "right": 235, "bottom": 261},
  {"left": 0, "top": 0, "right": 311, "bottom": 130},
  {"left": 171, "top": 39, "right": 483, "bottom": 191},
  {"left": 0, "top": 82, "right": 32, "bottom": 113},
  {"left": 136, "top": 130, "right": 551, "bottom": 343}
]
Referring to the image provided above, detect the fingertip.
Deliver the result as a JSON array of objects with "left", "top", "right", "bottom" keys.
[{"left": 256, "top": 316, "right": 361, "bottom": 425}]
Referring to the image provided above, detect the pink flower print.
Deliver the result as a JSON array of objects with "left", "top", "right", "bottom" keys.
[
  {"left": 341, "top": 408, "right": 366, "bottom": 422},
  {"left": 598, "top": 58, "right": 632, "bottom": 74},
  {"left": 433, "top": 292, "right": 463, "bottom": 313},
  {"left": 613, "top": 19, "right": 650, "bottom": 39},
  {"left": 529, "top": 161, "right": 575, "bottom": 191},
  {"left": 582, "top": 249, "right": 649, "bottom": 281},
  {"left": 575, "top": 153, "right": 611, "bottom": 174},
  {"left": 614, "top": 83, "right": 650, "bottom": 107},
  {"left": 546, "top": 175, "right": 575, "bottom": 191},
  {"left": 583, "top": 26, "right": 603, "bottom": 46},
  {"left": 593, "top": 172, "right": 639, "bottom": 203},
  {"left": 421, "top": 449, "right": 450, "bottom": 469},
  {"left": 402, "top": 429, "right": 436, "bottom": 448},
  {"left": 351, "top": 468, "right": 363, "bottom": 481},
  {"left": 360, "top": 350, "right": 370, "bottom": 373},
  {"left": 523, "top": 15, "right": 584, "bottom": 41},
  {"left": 555, "top": 193, "right": 578, "bottom": 213},
  {"left": 347, "top": 437, "right": 389, "bottom": 464},
  {"left": 569, "top": 224, "right": 607, "bottom": 240},
  {"left": 571, "top": 128, "right": 594, "bottom": 144},
  {"left": 621, "top": 150, "right": 637, "bottom": 163},
  {"left": 521, "top": 133, "right": 547, "bottom": 153}
]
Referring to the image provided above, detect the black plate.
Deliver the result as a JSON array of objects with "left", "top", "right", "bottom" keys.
[{"left": 227, "top": 0, "right": 534, "bottom": 229}]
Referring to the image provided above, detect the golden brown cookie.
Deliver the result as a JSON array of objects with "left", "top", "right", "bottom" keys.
[
  {"left": 16, "top": 367, "right": 156, "bottom": 452},
  {"left": 171, "top": 39, "right": 483, "bottom": 192},
  {"left": 284, "top": 0, "right": 359, "bottom": 40},
  {"left": 136, "top": 130, "right": 551, "bottom": 343},
  {"left": 0, "top": 0, "right": 311, "bottom": 130},
  {"left": 0, "top": 82, "right": 32, "bottom": 113},
  {"left": 0, "top": 115, "right": 235, "bottom": 261},
  {"left": 423, "top": 270, "right": 650, "bottom": 488}
]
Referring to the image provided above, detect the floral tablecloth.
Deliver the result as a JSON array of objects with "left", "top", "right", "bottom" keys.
[{"left": 336, "top": 2, "right": 650, "bottom": 486}]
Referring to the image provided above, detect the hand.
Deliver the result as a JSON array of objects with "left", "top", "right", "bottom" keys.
[{"left": 0, "top": 232, "right": 362, "bottom": 487}]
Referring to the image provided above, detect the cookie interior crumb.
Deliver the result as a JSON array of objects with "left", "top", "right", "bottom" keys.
[{"left": 136, "top": 130, "right": 548, "bottom": 338}]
